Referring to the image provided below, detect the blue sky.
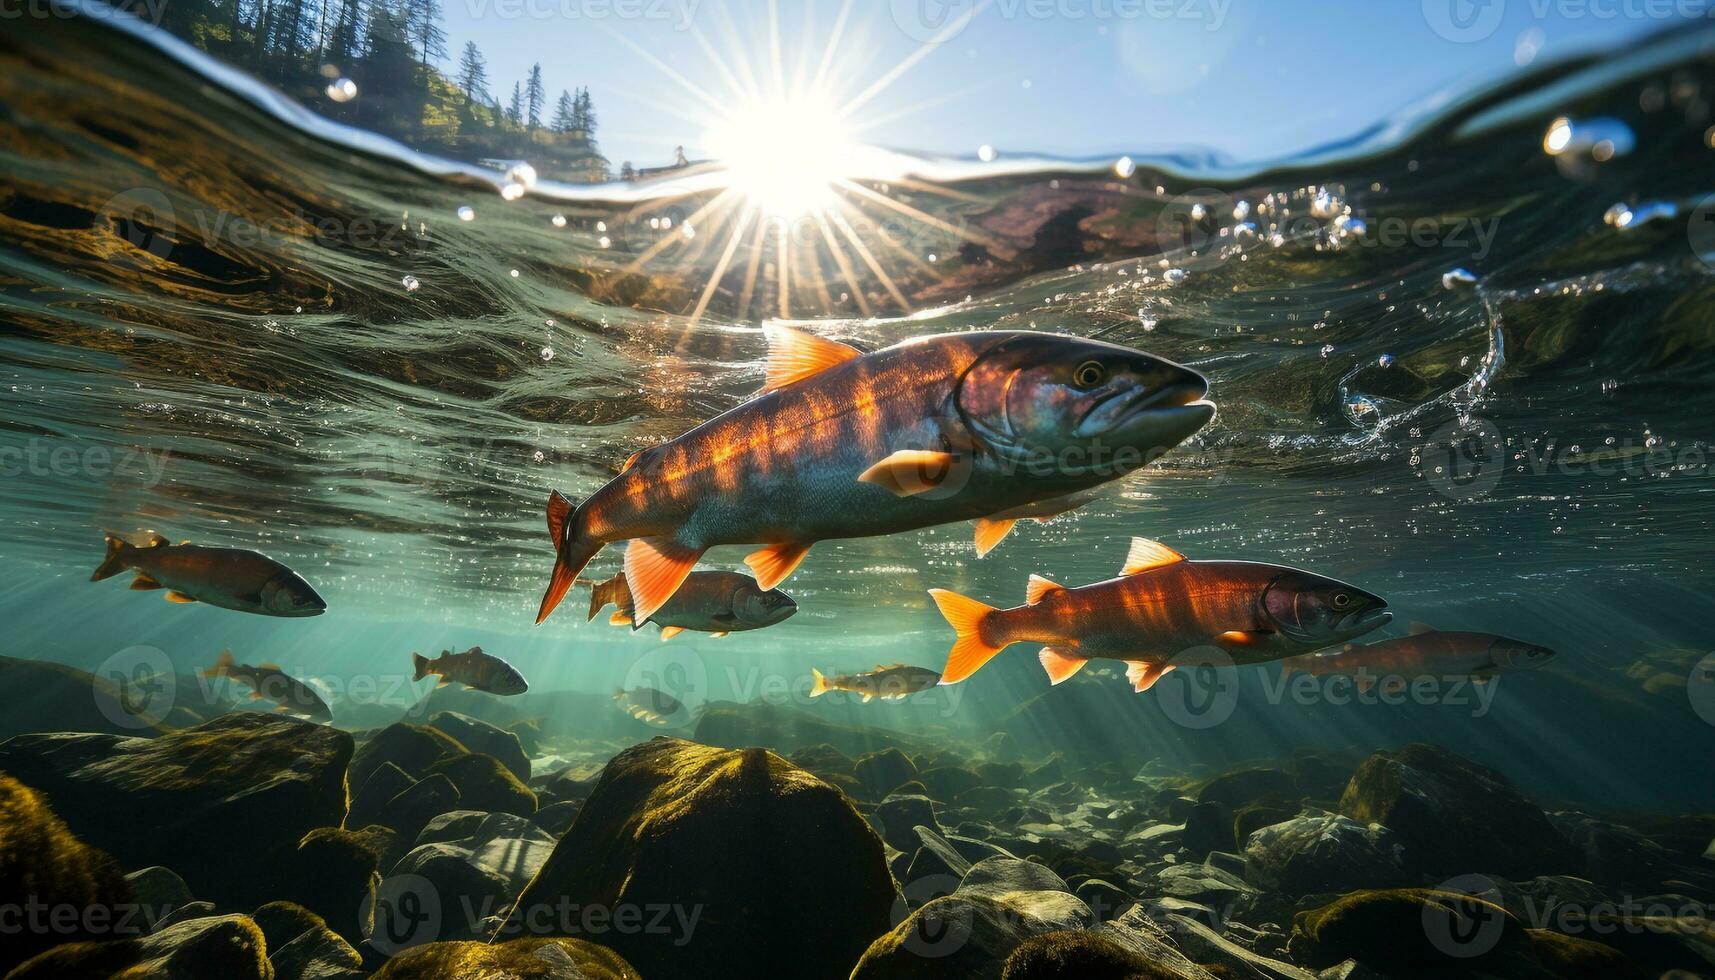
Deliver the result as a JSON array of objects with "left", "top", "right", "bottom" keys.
[{"left": 440, "top": 0, "right": 1675, "bottom": 170}]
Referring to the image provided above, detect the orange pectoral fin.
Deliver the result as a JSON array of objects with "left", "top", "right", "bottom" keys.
[
  {"left": 658, "top": 626, "right": 684, "bottom": 641},
  {"left": 744, "top": 542, "right": 811, "bottom": 591},
  {"left": 623, "top": 536, "right": 703, "bottom": 625},
  {"left": 129, "top": 575, "right": 163, "bottom": 591},
  {"left": 608, "top": 611, "right": 633, "bottom": 627},
  {"left": 1125, "top": 661, "right": 1175, "bottom": 693},
  {"left": 859, "top": 451, "right": 961, "bottom": 497},
  {"left": 164, "top": 591, "right": 198, "bottom": 604},
  {"left": 972, "top": 518, "right": 1016, "bottom": 558},
  {"left": 1038, "top": 647, "right": 1087, "bottom": 685}
]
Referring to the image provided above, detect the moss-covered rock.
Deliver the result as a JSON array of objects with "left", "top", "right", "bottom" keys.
[
  {"left": 269, "top": 827, "right": 381, "bottom": 946},
  {"left": 1001, "top": 929, "right": 1187, "bottom": 979},
  {"left": 8, "top": 913, "right": 271, "bottom": 979},
  {"left": 0, "top": 713, "right": 351, "bottom": 909},
  {"left": 0, "top": 655, "right": 209, "bottom": 739},
  {"left": 379, "top": 772, "right": 462, "bottom": 843},
  {"left": 1339, "top": 743, "right": 1578, "bottom": 880},
  {"left": 430, "top": 712, "right": 530, "bottom": 783},
  {"left": 1244, "top": 813, "right": 1406, "bottom": 897},
  {"left": 349, "top": 722, "right": 467, "bottom": 792},
  {"left": 372, "top": 936, "right": 639, "bottom": 978},
  {"left": 428, "top": 752, "right": 537, "bottom": 816},
  {"left": 0, "top": 772, "right": 137, "bottom": 974},
  {"left": 856, "top": 747, "right": 920, "bottom": 799},
  {"left": 1290, "top": 888, "right": 1529, "bottom": 974},
  {"left": 500, "top": 737, "right": 897, "bottom": 980}
]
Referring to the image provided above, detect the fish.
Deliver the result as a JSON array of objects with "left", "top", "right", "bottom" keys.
[
  {"left": 584, "top": 570, "right": 797, "bottom": 640},
  {"left": 809, "top": 664, "right": 942, "bottom": 702},
  {"left": 411, "top": 646, "right": 529, "bottom": 695},
  {"left": 928, "top": 537, "right": 1392, "bottom": 692},
  {"left": 1280, "top": 624, "right": 1556, "bottom": 692},
  {"left": 200, "top": 650, "right": 332, "bottom": 722},
  {"left": 536, "top": 324, "right": 1214, "bottom": 626},
  {"left": 91, "top": 532, "right": 326, "bottom": 617},
  {"left": 613, "top": 686, "right": 689, "bottom": 726}
]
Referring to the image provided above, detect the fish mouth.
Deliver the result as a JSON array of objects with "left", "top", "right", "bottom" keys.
[
  {"left": 1075, "top": 381, "right": 1214, "bottom": 440},
  {"left": 1341, "top": 607, "right": 1393, "bottom": 636}
]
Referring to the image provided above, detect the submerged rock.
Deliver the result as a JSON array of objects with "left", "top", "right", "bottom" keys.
[
  {"left": 1339, "top": 744, "right": 1577, "bottom": 880},
  {"left": 8, "top": 913, "right": 271, "bottom": 979},
  {"left": 272, "top": 827, "right": 382, "bottom": 946},
  {"left": 371, "top": 936, "right": 640, "bottom": 978},
  {"left": 1198, "top": 766, "right": 1299, "bottom": 809},
  {"left": 1000, "top": 929, "right": 1185, "bottom": 979},
  {"left": 349, "top": 722, "right": 466, "bottom": 792},
  {"left": 856, "top": 747, "right": 920, "bottom": 799},
  {"left": 876, "top": 792, "right": 942, "bottom": 852},
  {"left": 501, "top": 737, "right": 896, "bottom": 980},
  {"left": 0, "top": 655, "right": 210, "bottom": 739},
  {"left": 1244, "top": 813, "right": 1406, "bottom": 897},
  {"left": 0, "top": 772, "right": 138, "bottom": 974},
  {"left": 430, "top": 712, "right": 531, "bottom": 783},
  {"left": 428, "top": 752, "right": 537, "bottom": 816},
  {"left": 0, "top": 713, "right": 351, "bottom": 908}
]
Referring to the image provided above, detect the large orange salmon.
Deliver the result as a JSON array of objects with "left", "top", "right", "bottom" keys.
[
  {"left": 536, "top": 325, "right": 1214, "bottom": 625},
  {"left": 1281, "top": 624, "right": 1555, "bottom": 691},
  {"left": 928, "top": 537, "right": 1391, "bottom": 691}
]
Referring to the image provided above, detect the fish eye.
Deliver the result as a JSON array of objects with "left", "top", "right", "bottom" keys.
[
  {"left": 1331, "top": 592, "right": 1353, "bottom": 608},
  {"left": 1072, "top": 360, "right": 1106, "bottom": 389}
]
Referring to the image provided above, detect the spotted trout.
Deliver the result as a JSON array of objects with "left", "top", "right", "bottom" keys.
[
  {"left": 1281, "top": 624, "right": 1555, "bottom": 690},
  {"left": 929, "top": 537, "right": 1392, "bottom": 691},
  {"left": 200, "top": 650, "right": 331, "bottom": 722},
  {"left": 411, "top": 646, "right": 529, "bottom": 695},
  {"left": 809, "top": 664, "right": 942, "bottom": 702},
  {"left": 584, "top": 570, "right": 797, "bottom": 639},
  {"left": 537, "top": 325, "right": 1214, "bottom": 625},
  {"left": 92, "top": 532, "right": 325, "bottom": 617}
]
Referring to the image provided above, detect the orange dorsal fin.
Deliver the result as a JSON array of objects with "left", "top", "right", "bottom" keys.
[
  {"left": 145, "top": 532, "right": 170, "bottom": 548},
  {"left": 620, "top": 450, "right": 643, "bottom": 472},
  {"left": 972, "top": 518, "right": 1016, "bottom": 558},
  {"left": 927, "top": 589, "right": 1003, "bottom": 684},
  {"left": 1126, "top": 661, "right": 1175, "bottom": 693},
  {"left": 1121, "top": 537, "right": 1185, "bottom": 575},
  {"left": 744, "top": 543, "right": 812, "bottom": 591},
  {"left": 1025, "top": 574, "right": 1064, "bottom": 605},
  {"left": 859, "top": 450, "right": 961, "bottom": 497},
  {"left": 1038, "top": 647, "right": 1086, "bottom": 685},
  {"left": 760, "top": 323, "right": 862, "bottom": 393},
  {"left": 623, "top": 536, "right": 703, "bottom": 624}
]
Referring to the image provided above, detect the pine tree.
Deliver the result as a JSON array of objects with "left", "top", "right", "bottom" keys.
[
  {"left": 551, "top": 90, "right": 576, "bottom": 133},
  {"left": 524, "top": 63, "right": 545, "bottom": 130},
  {"left": 507, "top": 81, "right": 523, "bottom": 127},
  {"left": 405, "top": 0, "right": 446, "bottom": 65},
  {"left": 456, "top": 41, "right": 488, "bottom": 103}
]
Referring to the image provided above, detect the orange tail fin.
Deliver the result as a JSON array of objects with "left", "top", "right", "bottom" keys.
[
  {"left": 92, "top": 534, "right": 131, "bottom": 581},
  {"left": 537, "top": 491, "right": 602, "bottom": 624},
  {"left": 585, "top": 572, "right": 628, "bottom": 623},
  {"left": 928, "top": 589, "right": 1005, "bottom": 684}
]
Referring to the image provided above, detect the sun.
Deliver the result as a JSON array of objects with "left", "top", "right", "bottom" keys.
[{"left": 705, "top": 94, "right": 856, "bottom": 219}]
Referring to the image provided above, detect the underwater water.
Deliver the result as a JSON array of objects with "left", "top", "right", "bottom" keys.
[{"left": 3, "top": 7, "right": 1715, "bottom": 980}]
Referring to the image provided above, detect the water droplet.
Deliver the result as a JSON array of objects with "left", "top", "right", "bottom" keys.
[
  {"left": 1378, "top": 353, "right": 1394, "bottom": 368},
  {"left": 1164, "top": 268, "right": 1188, "bottom": 284},
  {"left": 509, "top": 269, "right": 520, "bottom": 278},
  {"left": 532, "top": 450, "right": 545, "bottom": 463},
  {"left": 551, "top": 214, "right": 567, "bottom": 228},
  {"left": 977, "top": 144, "right": 997, "bottom": 162},
  {"left": 325, "top": 78, "right": 357, "bottom": 102},
  {"left": 595, "top": 220, "right": 607, "bottom": 232},
  {"left": 500, "top": 182, "right": 525, "bottom": 201},
  {"left": 1441, "top": 267, "right": 1478, "bottom": 289},
  {"left": 540, "top": 347, "right": 554, "bottom": 361},
  {"left": 401, "top": 275, "right": 419, "bottom": 292},
  {"left": 506, "top": 162, "right": 538, "bottom": 189},
  {"left": 598, "top": 236, "right": 611, "bottom": 248},
  {"left": 1113, "top": 155, "right": 1135, "bottom": 178},
  {"left": 457, "top": 206, "right": 476, "bottom": 221}
]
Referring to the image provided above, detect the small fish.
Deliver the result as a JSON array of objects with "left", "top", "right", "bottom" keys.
[
  {"left": 92, "top": 532, "right": 325, "bottom": 617},
  {"left": 1281, "top": 624, "right": 1556, "bottom": 692},
  {"left": 613, "top": 686, "right": 688, "bottom": 726},
  {"left": 411, "top": 646, "right": 529, "bottom": 695},
  {"left": 928, "top": 537, "right": 1392, "bottom": 692},
  {"left": 584, "top": 570, "right": 797, "bottom": 640},
  {"left": 536, "top": 324, "right": 1214, "bottom": 626},
  {"left": 809, "top": 664, "right": 942, "bottom": 702},
  {"left": 200, "top": 650, "right": 331, "bottom": 722}
]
